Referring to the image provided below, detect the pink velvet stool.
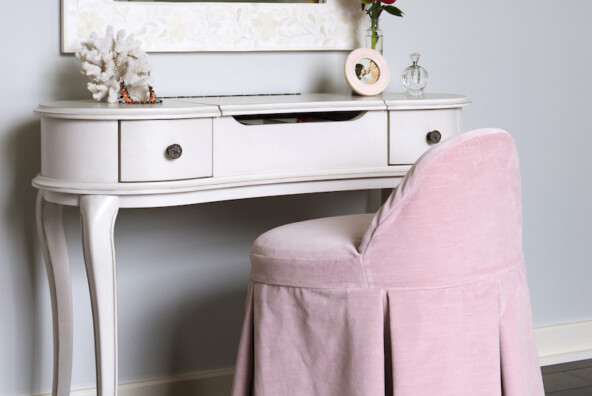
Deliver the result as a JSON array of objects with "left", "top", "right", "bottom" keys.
[{"left": 231, "top": 129, "right": 545, "bottom": 396}]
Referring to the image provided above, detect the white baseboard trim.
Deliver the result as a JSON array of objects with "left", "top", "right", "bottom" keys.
[
  {"left": 34, "top": 368, "right": 235, "bottom": 396},
  {"left": 35, "top": 321, "right": 592, "bottom": 395},
  {"left": 535, "top": 320, "right": 592, "bottom": 366}
]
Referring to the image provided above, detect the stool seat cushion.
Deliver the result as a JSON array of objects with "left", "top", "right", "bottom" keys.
[{"left": 250, "top": 213, "right": 374, "bottom": 289}]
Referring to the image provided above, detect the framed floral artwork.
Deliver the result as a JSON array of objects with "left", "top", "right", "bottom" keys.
[
  {"left": 61, "top": 0, "right": 365, "bottom": 52},
  {"left": 344, "top": 48, "right": 390, "bottom": 96}
]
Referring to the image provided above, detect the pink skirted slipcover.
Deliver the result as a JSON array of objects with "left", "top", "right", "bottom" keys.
[{"left": 231, "top": 129, "right": 545, "bottom": 396}]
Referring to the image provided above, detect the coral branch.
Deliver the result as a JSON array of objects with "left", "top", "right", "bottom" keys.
[{"left": 76, "top": 26, "right": 154, "bottom": 103}]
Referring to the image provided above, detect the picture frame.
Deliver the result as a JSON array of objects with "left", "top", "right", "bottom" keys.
[
  {"left": 61, "top": 0, "right": 365, "bottom": 53},
  {"left": 344, "top": 48, "right": 390, "bottom": 96}
]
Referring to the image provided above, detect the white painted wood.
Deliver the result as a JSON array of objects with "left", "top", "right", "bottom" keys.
[
  {"left": 35, "top": 100, "right": 220, "bottom": 120},
  {"left": 183, "top": 93, "right": 387, "bottom": 116},
  {"left": 33, "top": 166, "right": 410, "bottom": 196},
  {"left": 214, "top": 111, "right": 388, "bottom": 177},
  {"left": 34, "top": 368, "right": 234, "bottom": 396},
  {"left": 382, "top": 92, "right": 471, "bottom": 110},
  {"left": 36, "top": 191, "right": 73, "bottom": 396},
  {"left": 36, "top": 169, "right": 407, "bottom": 210},
  {"left": 389, "top": 109, "right": 462, "bottom": 165},
  {"left": 535, "top": 320, "right": 592, "bottom": 366},
  {"left": 34, "top": 94, "right": 461, "bottom": 119},
  {"left": 41, "top": 118, "right": 119, "bottom": 182},
  {"left": 61, "top": 0, "right": 364, "bottom": 53},
  {"left": 94, "top": 175, "right": 404, "bottom": 209},
  {"left": 120, "top": 119, "right": 213, "bottom": 182},
  {"left": 80, "top": 196, "right": 120, "bottom": 396}
]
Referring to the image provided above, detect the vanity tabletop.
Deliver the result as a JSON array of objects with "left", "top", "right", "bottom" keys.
[
  {"left": 35, "top": 93, "right": 471, "bottom": 119},
  {"left": 382, "top": 92, "right": 471, "bottom": 110},
  {"left": 35, "top": 99, "right": 221, "bottom": 120}
]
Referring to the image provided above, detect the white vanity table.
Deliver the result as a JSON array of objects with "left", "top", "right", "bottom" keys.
[{"left": 33, "top": 93, "right": 470, "bottom": 396}]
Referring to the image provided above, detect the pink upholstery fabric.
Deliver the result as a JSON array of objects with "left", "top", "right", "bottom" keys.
[{"left": 231, "top": 129, "right": 544, "bottom": 396}]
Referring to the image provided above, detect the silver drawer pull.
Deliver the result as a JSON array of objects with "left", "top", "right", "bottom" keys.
[
  {"left": 426, "top": 130, "right": 442, "bottom": 144},
  {"left": 166, "top": 144, "right": 183, "bottom": 159}
]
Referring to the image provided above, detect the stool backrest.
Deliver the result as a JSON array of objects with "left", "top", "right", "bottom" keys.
[{"left": 358, "top": 129, "right": 524, "bottom": 288}]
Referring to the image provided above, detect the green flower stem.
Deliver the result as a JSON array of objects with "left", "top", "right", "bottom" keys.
[
  {"left": 370, "top": 17, "right": 379, "bottom": 50},
  {"left": 362, "top": 2, "right": 403, "bottom": 51}
]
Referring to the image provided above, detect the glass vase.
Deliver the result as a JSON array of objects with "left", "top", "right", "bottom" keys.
[{"left": 365, "top": 17, "right": 383, "bottom": 54}]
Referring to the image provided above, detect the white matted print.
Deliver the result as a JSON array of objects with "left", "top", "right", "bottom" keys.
[
  {"left": 61, "top": 0, "right": 365, "bottom": 53},
  {"left": 344, "top": 48, "right": 390, "bottom": 96}
]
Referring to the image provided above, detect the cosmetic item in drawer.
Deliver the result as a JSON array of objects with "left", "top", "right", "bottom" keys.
[
  {"left": 212, "top": 110, "right": 388, "bottom": 177},
  {"left": 389, "top": 109, "right": 462, "bottom": 165},
  {"left": 120, "top": 119, "right": 212, "bottom": 182}
]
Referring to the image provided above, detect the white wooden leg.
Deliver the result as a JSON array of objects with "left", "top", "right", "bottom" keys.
[
  {"left": 80, "top": 195, "right": 120, "bottom": 396},
  {"left": 36, "top": 191, "right": 73, "bottom": 396}
]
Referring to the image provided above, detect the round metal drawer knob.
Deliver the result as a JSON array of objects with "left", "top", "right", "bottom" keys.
[
  {"left": 426, "top": 130, "right": 442, "bottom": 144},
  {"left": 166, "top": 144, "right": 183, "bottom": 159}
]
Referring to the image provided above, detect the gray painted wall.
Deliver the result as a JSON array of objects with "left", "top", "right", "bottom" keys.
[{"left": 1, "top": 0, "right": 590, "bottom": 394}]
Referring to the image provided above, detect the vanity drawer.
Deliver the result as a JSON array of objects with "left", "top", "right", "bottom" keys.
[
  {"left": 213, "top": 111, "right": 388, "bottom": 177},
  {"left": 120, "top": 119, "right": 212, "bottom": 182},
  {"left": 389, "top": 109, "right": 462, "bottom": 164}
]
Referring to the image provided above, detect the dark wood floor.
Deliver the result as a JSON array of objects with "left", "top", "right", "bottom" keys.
[{"left": 542, "top": 359, "right": 592, "bottom": 395}]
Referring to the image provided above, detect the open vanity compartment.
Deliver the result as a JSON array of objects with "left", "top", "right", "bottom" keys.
[
  {"left": 213, "top": 110, "right": 388, "bottom": 177},
  {"left": 120, "top": 119, "right": 213, "bottom": 182}
]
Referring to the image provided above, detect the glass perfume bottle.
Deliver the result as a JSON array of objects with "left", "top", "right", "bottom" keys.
[{"left": 402, "top": 53, "right": 428, "bottom": 96}]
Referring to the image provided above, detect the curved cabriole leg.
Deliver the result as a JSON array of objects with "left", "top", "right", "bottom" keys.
[
  {"left": 36, "top": 191, "right": 73, "bottom": 396},
  {"left": 80, "top": 195, "right": 120, "bottom": 396}
]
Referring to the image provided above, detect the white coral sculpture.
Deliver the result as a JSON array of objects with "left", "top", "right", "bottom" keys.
[{"left": 76, "top": 26, "right": 154, "bottom": 103}]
